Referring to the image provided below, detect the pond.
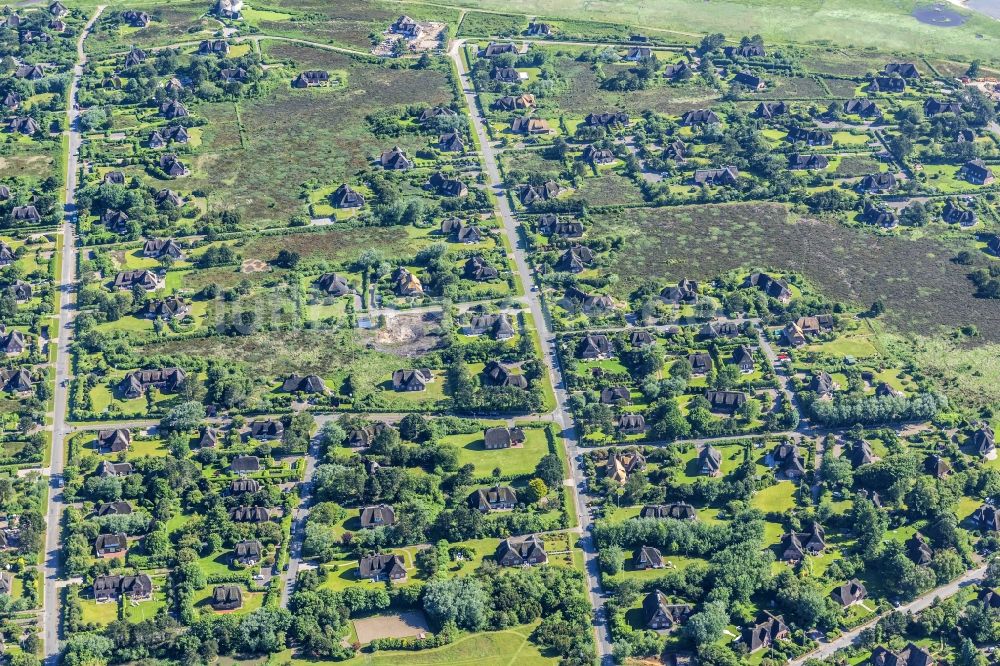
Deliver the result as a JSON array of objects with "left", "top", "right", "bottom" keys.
[{"left": 912, "top": 3, "right": 969, "bottom": 26}]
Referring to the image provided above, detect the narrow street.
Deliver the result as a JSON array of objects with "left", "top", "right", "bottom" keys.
[
  {"left": 279, "top": 435, "right": 320, "bottom": 606},
  {"left": 790, "top": 564, "right": 988, "bottom": 664},
  {"left": 449, "top": 39, "right": 614, "bottom": 664},
  {"left": 43, "top": 6, "right": 104, "bottom": 663}
]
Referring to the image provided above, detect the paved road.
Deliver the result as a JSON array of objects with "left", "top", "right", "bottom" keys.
[
  {"left": 789, "top": 563, "right": 988, "bottom": 664},
  {"left": 755, "top": 325, "right": 806, "bottom": 430},
  {"left": 449, "top": 39, "right": 613, "bottom": 664},
  {"left": 43, "top": 7, "right": 104, "bottom": 664},
  {"left": 280, "top": 435, "right": 320, "bottom": 606}
]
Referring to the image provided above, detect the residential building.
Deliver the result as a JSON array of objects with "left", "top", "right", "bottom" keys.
[
  {"left": 634, "top": 545, "right": 664, "bottom": 570},
  {"left": 469, "top": 486, "right": 517, "bottom": 512},
  {"left": 95, "top": 532, "right": 128, "bottom": 557},
  {"left": 96, "top": 428, "right": 130, "bottom": 453},
  {"left": 462, "top": 313, "right": 515, "bottom": 340},
  {"left": 292, "top": 70, "right": 330, "bottom": 88},
  {"left": 577, "top": 333, "right": 613, "bottom": 359},
  {"left": 642, "top": 590, "right": 692, "bottom": 630},
  {"left": 744, "top": 272, "right": 791, "bottom": 301},
  {"left": 870, "top": 643, "right": 935, "bottom": 666},
  {"left": 617, "top": 413, "right": 646, "bottom": 435},
  {"left": 741, "top": 612, "right": 789, "bottom": 653},
  {"left": 959, "top": 159, "right": 995, "bottom": 185},
  {"left": 211, "top": 585, "right": 243, "bottom": 610},
  {"left": 113, "top": 269, "right": 161, "bottom": 291},
  {"left": 641, "top": 503, "right": 696, "bottom": 520},
  {"left": 831, "top": 579, "right": 867, "bottom": 607},
  {"left": 118, "top": 368, "right": 185, "bottom": 398},
  {"left": 249, "top": 420, "right": 283, "bottom": 440},
  {"left": 230, "top": 455, "right": 261, "bottom": 475},
  {"left": 392, "top": 368, "right": 433, "bottom": 391},
  {"left": 360, "top": 504, "right": 396, "bottom": 528},
  {"left": 280, "top": 374, "right": 327, "bottom": 394},
  {"left": 229, "top": 506, "right": 270, "bottom": 522},
  {"left": 496, "top": 534, "right": 547, "bottom": 566},
  {"left": 699, "top": 446, "right": 722, "bottom": 476},
  {"left": 704, "top": 390, "right": 748, "bottom": 415},
  {"left": 358, "top": 553, "right": 407, "bottom": 581},
  {"left": 606, "top": 449, "right": 646, "bottom": 483},
  {"left": 483, "top": 427, "right": 526, "bottom": 450},
  {"left": 232, "top": 540, "right": 262, "bottom": 565}
]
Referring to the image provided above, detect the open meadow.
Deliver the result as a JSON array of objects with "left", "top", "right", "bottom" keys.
[{"left": 590, "top": 202, "right": 1000, "bottom": 341}]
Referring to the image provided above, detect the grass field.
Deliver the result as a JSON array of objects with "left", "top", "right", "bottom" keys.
[
  {"left": 527, "top": 53, "right": 720, "bottom": 116},
  {"left": 79, "top": 598, "right": 120, "bottom": 626},
  {"left": 137, "top": 327, "right": 435, "bottom": 406},
  {"left": 805, "top": 334, "right": 880, "bottom": 358},
  {"left": 589, "top": 202, "right": 1000, "bottom": 343},
  {"left": 445, "top": 427, "right": 549, "bottom": 477},
  {"left": 886, "top": 330, "right": 1000, "bottom": 410},
  {"left": 570, "top": 172, "right": 646, "bottom": 208},
  {"left": 458, "top": 10, "right": 528, "bottom": 37},
  {"left": 124, "top": 588, "right": 168, "bottom": 623},
  {"left": 436, "top": 0, "right": 1000, "bottom": 62},
  {"left": 240, "top": 227, "right": 433, "bottom": 268},
  {"left": 256, "top": 0, "right": 462, "bottom": 50},
  {"left": 176, "top": 41, "right": 454, "bottom": 228},
  {"left": 86, "top": 0, "right": 218, "bottom": 54},
  {"left": 751, "top": 481, "right": 798, "bottom": 512}
]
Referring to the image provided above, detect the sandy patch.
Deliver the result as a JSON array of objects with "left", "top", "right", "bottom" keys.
[
  {"left": 353, "top": 610, "right": 430, "bottom": 644},
  {"left": 369, "top": 311, "right": 443, "bottom": 356}
]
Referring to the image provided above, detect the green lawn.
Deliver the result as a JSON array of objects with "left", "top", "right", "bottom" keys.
[
  {"left": 124, "top": 588, "right": 168, "bottom": 623},
  {"left": 241, "top": 6, "right": 296, "bottom": 23},
  {"left": 127, "top": 438, "right": 169, "bottom": 458},
  {"left": 196, "top": 550, "right": 239, "bottom": 579},
  {"left": 676, "top": 444, "right": 745, "bottom": 482},
  {"left": 87, "top": 383, "right": 163, "bottom": 418},
  {"left": 830, "top": 131, "right": 873, "bottom": 146},
  {"left": 319, "top": 548, "right": 420, "bottom": 592},
  {"left": 957, "top": 496, "right": 981, "bottom": 522},
  {"left": 603, "top": 553, "right": 707, "bottom": 586},
  {"left": 762, "top": 520, "right": 785, "bottom": 547},
  {"left": 873, "top": 368, "right": 908, "bottom": 393},
  {"left": 191, "top": 586, "right": 264, "bottom": 616},
  {"left": 751, "top": 481, "right": 798, "bottom": 512},
  {"left": 806, "top": 335, "right": 879, "bottom": 359},
  {"left": 79, "top": 598, "right": 120, "bottom": 626},
  {"left": 446, "top": 427, "right": 550, "bottom": 478},
  {"left": 312, "top": 537, "right": 534, "bottom": 593},
  {"left": 919, "top": 164, "right": 979, "bottom": 194}
]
